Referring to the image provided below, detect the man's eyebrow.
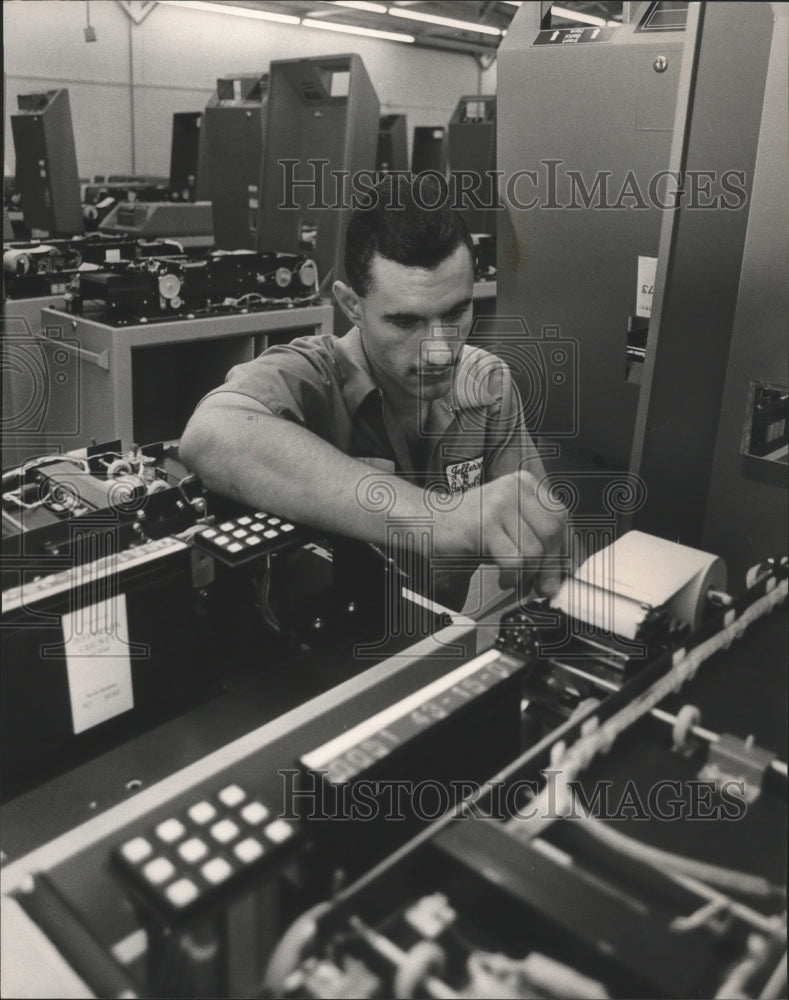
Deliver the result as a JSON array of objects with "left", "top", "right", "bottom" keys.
[
  {"left": 382, "top": 310, "right": 423, "bottom": 323},
  {"left": 440, "top": 297, "right": 472, "bottom": 317},
  {"left": 381, "top": 297, "right": 473, "bottom": 324}
]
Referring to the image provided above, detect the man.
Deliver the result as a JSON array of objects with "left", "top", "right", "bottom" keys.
[{"left": 180, "top": 175, "right": 566, "bottom": 610}]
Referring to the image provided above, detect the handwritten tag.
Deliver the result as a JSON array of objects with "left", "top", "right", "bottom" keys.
[{"left": 63, "top": 595, "right": 134, "bottom": 734}]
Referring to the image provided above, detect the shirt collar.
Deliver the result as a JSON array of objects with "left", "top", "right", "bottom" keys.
[{"left": 333, "top": 326, "right": 380, "bottom": 417}]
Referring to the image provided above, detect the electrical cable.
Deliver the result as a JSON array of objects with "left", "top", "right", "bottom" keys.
[
  {"left": 2, "top": 454, "right": 90, "bottom": 483},
  {"left": 574, "top": 812, "right": 785, "bottom": 900},
  {"left": 261, "top": 901, "right": 331, "bottom": 995}
]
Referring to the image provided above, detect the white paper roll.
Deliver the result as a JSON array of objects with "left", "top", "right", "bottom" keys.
[
  {"left": 551, "top": 577, "right": 649, "bottom": 640},
  {"left": 667, "top": 553, "right": 727, "bottom": 631},
  {"left": 552, "top": 531, "right": 727, "bottom": 635}
]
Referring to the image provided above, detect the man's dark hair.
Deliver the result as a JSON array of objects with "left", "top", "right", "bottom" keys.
[{"left": 344, "top": 174, "right": 473, "bottom": 297}]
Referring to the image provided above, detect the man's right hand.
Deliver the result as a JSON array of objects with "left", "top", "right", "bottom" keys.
[{"left": 433, "top": 470, "right": 568, "bottom": 597}]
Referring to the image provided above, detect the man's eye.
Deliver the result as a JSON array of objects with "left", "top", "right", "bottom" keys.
[{"left": 391, "top": 318, "right": 418, "bottom": 330}]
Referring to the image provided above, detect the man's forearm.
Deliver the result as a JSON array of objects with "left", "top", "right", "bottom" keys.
[
  {"left": 180, "top": 402, "right": 448, "bottom": 549},
  {"left": 180, "top": 395, "right": 568, "bottom": 593}
]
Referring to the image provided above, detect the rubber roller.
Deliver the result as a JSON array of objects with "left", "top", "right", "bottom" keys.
[
  {"left": 275, "top": 266, "right": 293, "bottom": 288},
  {"left": 158, "top": 272, "right": 182, "bottom": 300},
  {"left": 107, "top": 475, "right": 148, "bottom": 513},
  {"left": 672, "top": 704, "right": 701, "bottom": 756},
  {"left": 104, "top": 459, "right": 133, "bottom": 479},
  {"left": 298, "top": 260, "right": 318, "bottom": 288}
]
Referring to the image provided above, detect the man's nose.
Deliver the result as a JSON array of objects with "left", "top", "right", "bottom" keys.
[{"left": 424, "top": 326, "right": 460, "bottom": 367}]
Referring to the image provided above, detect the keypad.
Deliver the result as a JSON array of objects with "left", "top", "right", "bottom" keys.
[
  {"left": 114, "top": 783, "right": 299, "bottom": 920},
  {"left": 192, "top": 511, "right": 304, "bottom": 566}
]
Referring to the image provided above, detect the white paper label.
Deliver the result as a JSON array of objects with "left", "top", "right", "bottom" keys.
[
  {"left": 636, "top": 255, "right": 658, "bottom": 318},
  {"left": 63, "top": 594, "right": 134, "bottom": 734},
  {"left": 330, "top": 71, "right": 350, "bottom": 98}
]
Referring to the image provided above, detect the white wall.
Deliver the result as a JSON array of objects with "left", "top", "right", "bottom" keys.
[{"left": 4, "top": 0, "right": 497, "bottom": 180}]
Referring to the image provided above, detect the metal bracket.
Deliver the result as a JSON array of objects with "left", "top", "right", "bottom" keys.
[
  {"left": 190, "top": 545, "right": 215, "bottom": 590},
  {"left": 32, "top": 331, "right": 110, "bottom": 371},
  {"left": 698, "top": 733, "right": 776, "bottom": 804},
  {"left": 115, "top": 0, "right": 157, "bottom": 25}
]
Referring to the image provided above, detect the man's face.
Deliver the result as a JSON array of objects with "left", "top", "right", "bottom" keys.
[{"left": 352, "top": 244, "right": 474, "bottom": 404}]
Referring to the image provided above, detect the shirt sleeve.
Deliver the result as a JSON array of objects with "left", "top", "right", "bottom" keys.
[
  {"left": 201, "top": 336, "right": 338, "bottom": 429},
  {"left": 485, "top": 361, "right": 546, "bottom": 481}
]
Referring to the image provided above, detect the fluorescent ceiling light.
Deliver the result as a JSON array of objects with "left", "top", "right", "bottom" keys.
[
  {"left": 157, "top": 0, "right": 300, "bottom": 24},
  {"left": 389, "top": 8, "right": 503, "bottom": 36},
  {"left": 329, "top": 1, "right": 388, "bottom": 12},
  {"left": 551, "top": 6, "right": 611, "bottom": 27},
  {"left": 302, "top": 17, "right": 415, "bottom": 42}
]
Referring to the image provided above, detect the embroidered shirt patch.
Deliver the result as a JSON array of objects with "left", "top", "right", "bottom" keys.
[{"left": 445, "top": 457, "right": 484, "bottom": 493}]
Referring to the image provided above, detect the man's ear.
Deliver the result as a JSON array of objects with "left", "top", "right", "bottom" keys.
[{"left": 333, "top": 280, "right": 364, "bottom": 326}]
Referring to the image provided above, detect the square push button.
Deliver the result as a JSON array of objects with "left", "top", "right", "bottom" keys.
[
  {"left": 143, "top": 857, "right": 176, "bottom": 885},
  {"left": 240, "top": 801, "right": 270, "bottom": 825},
  {"left": 155, "top": 818, "right": 185, "bottom": 844},
  {"left": 234, "top": 838, "right": 264, "bottom": 864},
  {"left": 188, "top": 801, "right": 216, "bottom": 825},
  {"left": 166, "top": 878, "right": 200, "bottom": 908},
  {"left": 121, "top": 837, "right": 153, "bottom": 864},
  {"left": 210, "top": 818, "right": 240, "bottom": 844},
  {"left": 201, "top": 857, "right": 233, "bottom": 885},
  {"left": 178, "top": 838, "right": 209, "bottom": 864},
  {"left": 218, "top": 784, "right": 246, "bottom": 808},
  {"left": 264, "top": 819, "right": 294, "bottom": 844}
]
